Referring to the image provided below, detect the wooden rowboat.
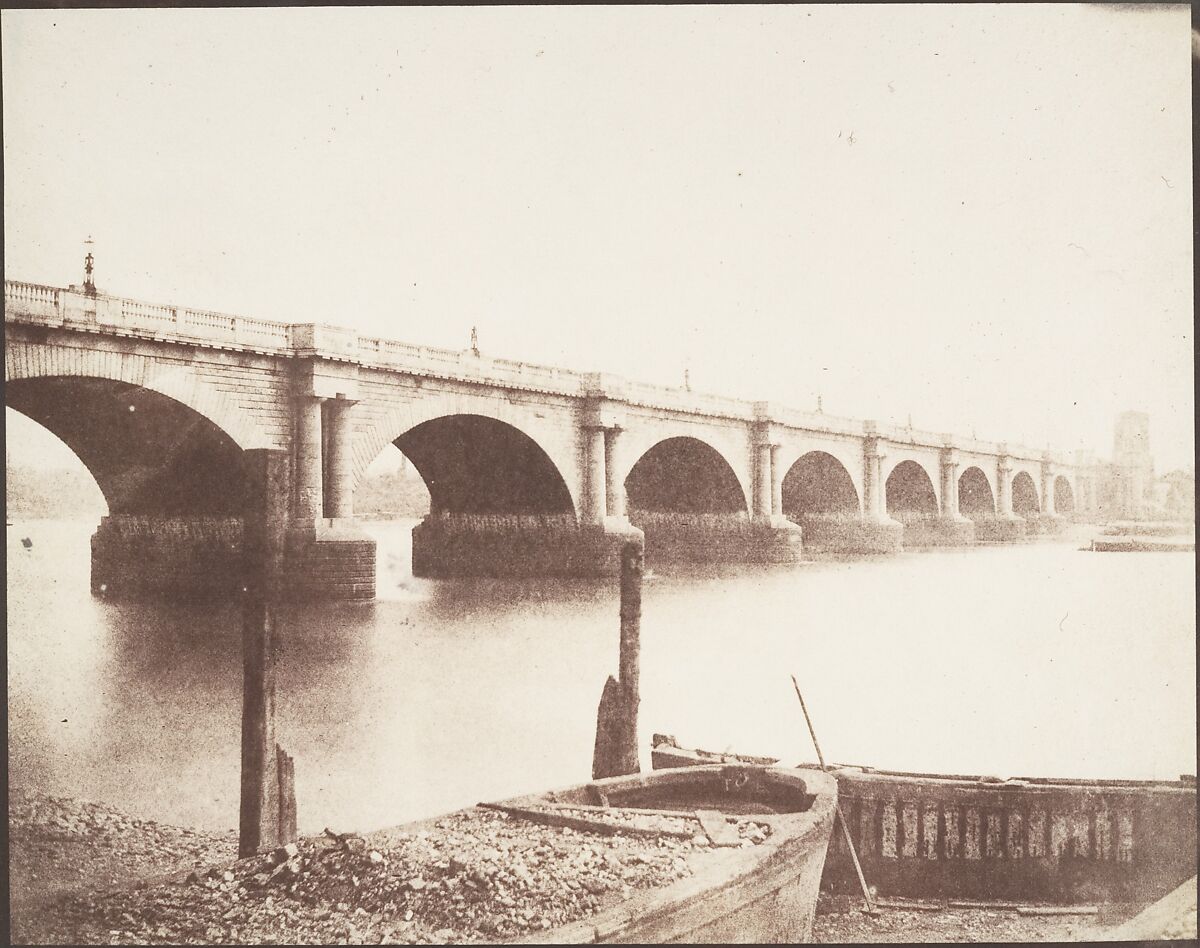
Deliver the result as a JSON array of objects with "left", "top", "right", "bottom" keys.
[
  {"left": 513, "top": 763, "right": 838, "bottom": 943},
  {"left": 651, "top": 735, "right": 1197, "bottom": 906}
]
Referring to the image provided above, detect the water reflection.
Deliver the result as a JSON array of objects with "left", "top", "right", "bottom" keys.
[{"left": 7, "top": 518, "right": 1196, "bottom": 835}]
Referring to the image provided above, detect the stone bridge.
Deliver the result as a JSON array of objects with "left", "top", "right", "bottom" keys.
[{"left": 4, "top": 279, "right": 1101, "bottom": 601}]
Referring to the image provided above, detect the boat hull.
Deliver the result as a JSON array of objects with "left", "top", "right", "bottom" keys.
[
  {"left": 521, "top": 765, "right": 837, "bottom": 944},
  {"left": 820, "top": 766, "right": 1197, "bottom": 904},
  {"left": 649, "top": 739, "right": 1196, "bottom": 905}
]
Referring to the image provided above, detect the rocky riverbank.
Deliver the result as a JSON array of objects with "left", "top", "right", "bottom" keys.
[
  {"left": 11, "top": 792, "right": 762, "bottom": 945},
  {"left": 811, "top": 895, "right": 1109, "bottom": 943},
  {"left": 11, "top": 791, "right": 1182, "bottom": 945}
]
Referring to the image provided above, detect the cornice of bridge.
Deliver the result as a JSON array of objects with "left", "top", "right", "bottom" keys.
[{"left": 4, "top": 279, "right": 1090, "bottom": 469}]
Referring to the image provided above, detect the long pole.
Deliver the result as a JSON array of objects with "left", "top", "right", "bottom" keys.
[{"left": 791, "top": 674, "right": 875, "bottom": 915}]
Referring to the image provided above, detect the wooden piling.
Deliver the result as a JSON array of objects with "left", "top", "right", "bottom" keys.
[
  {"left": 593, "top": 542, "right": 643, "bottom": 779},
  {"left": 239, "top": 449, "right": 296, "bottom": 857}
]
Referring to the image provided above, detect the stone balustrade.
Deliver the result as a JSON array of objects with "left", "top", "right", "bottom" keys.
[{"left": 4, "top": 278, "right": 1085, "bottom": 468}]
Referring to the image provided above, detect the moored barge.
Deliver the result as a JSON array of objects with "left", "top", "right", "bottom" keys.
[{"left": 651, "top": 736, "right": 1196, "bottom": 906}]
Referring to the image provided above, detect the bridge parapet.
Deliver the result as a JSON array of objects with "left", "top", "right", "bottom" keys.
[
  {"left": 620, "top": 379, "right": 754, "bottom": 419},
  {"left": 358, "top": 334, "right": 583, "bottom": 393},
  {"left": 5, "top": 279, "right": 1087, "bottom": 472},
  {"left": 6, "top": 280, "right": 61, "bottom": 319},
  {"left": 768, "top": 404, "right": 865, "bottom": 437},
  {"left": 953, "top": 436, "right": 1004, "bottom": 456},
  {"left": 874, "top": 421, "right": 953, "bottom": 448}
]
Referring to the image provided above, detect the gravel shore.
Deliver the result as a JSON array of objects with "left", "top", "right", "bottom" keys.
[
  {"left": 11, "top": 792, "right": 766, "bottom": 945},
  {"left": 811, "top": 895, "right": 1103, "bottom": 943},
  {"left": 10, "top": 791, "right": 1177, "bottom": 945}
]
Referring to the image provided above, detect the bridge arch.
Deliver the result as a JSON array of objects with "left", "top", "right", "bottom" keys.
[
  {"left": 5, "top": 375, "right": 249, "bottom": 516},
  {"left": 357, "top": 398, "right": 581, "bottom": 516},
  {"left": 1012, "top": 471, "right": 1040, "bottom": 517},
  {"left": 781, "top": 450, "right": 861, "bottom": 521},
  {"left": 625, "top": 436, "right": 749, "bottom": 514},
  {"left": 1054, "top": 475, "right": 1075, "bottom": 515},
  {"left": 957, "top": 465, "right": 996, "bottom": 518},
  {"left": 4, "top": 341, "right": 276, "bottom": 451},
  {"left": 885, "top": 460, "right": 939, "bottom": 519},
  {"left": 386, "top": 414, "right": 574, "bottom": 516}
]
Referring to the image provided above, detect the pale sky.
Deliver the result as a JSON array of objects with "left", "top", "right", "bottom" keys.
[{"left": 3, "top": 4, "right": 1194, "bottom": 472}]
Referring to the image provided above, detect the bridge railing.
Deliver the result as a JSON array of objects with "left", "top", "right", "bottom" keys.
[
  {"left": 954, "top": 436, "right": 1004, "bottom": 456},
  {"left": 5, "top": 280, "right": 61, "bottom": 318},
  {"left": 875, "top": 421, "right": 951, "bottom": 447},
  {"left": 4, "top": 279, "right": 1086, "bottom": 467},
  {"left": 359, "top": 335, "right": 587, "bottom": 395},
  {"left": 619, "top": 380, "right": 755, "bottom": 419},
  {"left": 771, "top": 405, "right": 865, "bottom": 437}
]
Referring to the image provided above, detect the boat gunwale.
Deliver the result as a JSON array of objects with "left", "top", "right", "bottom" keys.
[
  {"left": 825, "top": 766, "right": 1197, "bottom": 795},
  {"left": 515, "top": 764, "right": 838, "bottom": 944}
]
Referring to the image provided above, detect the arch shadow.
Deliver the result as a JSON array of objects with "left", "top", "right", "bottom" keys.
[
  {"left": 1012, "top": 471, "right": 1040, "bottom": 518},
  {"left": 393, "top": 414, "right": 574, "bottom": 515},
  {"left": 782, "top": 451, "right": 860, "bottom": 519},
  {"left": 885, "top": 459, "right": 939, "bottom": 521},
  {"left": 958, "top": 466, "right": 996, "bottom": 519},
  {"left": 625, "top": 436, "right": 748, "bottom": 515},
  {"left": 1054, "top": 475, "right": 1075, "bottom": 515},
  {"left": 6, "top": 376, "right": 247, "bottom": 515}
]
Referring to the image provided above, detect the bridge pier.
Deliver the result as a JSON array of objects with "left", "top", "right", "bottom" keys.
[
  {"left": 791, "top": 514, "right": 904, "bottom": 554},
  {"left": 91, "top": 515, "right": 243, "bottom": 600},
  {"left": 283, "top": 372, "right": 376, "bottom": 599},
  {"left": 970, "top": 516, "right": 1028, "bottom": 542},
  {"left": 919, "top": 447, "right": 975, "bottom": 546},
  {"left": 629, "top": 511, "right": 804, "bottom": 565},
  {"left": 411, "top": 514, "right": 642, "bottom": 578},
  {"left": 1035, "top": 459, "right": 1070, "bottom": 535},
  {"left": 90, "top": 515, "right": 376, "bottom": 601},
  {"left": 975, "top": 453, "right": 1028, "bottom": 542},
  {"left": 851, "top": 429, "right": 904, "bottom": 553}
]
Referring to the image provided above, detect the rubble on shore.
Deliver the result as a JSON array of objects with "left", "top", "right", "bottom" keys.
[
  {"left": 9, "top": 790, "right": 237, "bottom": 923},
  {"left": 811, "top": 892, "right": 1125, "bottom": 943},
  {"left": 12, "top": 791, "right": 1160, "bottom": 945},
  {"left": 13, "top": 794, "right": 768, "bottom": 945}
]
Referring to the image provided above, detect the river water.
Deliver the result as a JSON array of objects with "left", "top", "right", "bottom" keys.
[{"left": 7, "top": 517, "right": 1195, "bottom": 835}]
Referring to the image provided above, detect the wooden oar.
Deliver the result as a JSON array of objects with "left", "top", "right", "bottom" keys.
[{"left": 791, "top": 674, "right": 877, "bottom": 915}]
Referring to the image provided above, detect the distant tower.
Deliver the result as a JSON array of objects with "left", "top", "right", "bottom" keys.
[
  {"left": 470, "top": 326, "right": 480, "bottom": 357},
  {"left": 1112, "top": 411, "right": 1153, "bottom": 520},
  {"left": 683, "top": 368, "right": 691, "bottom": 392},
  {"left": 817, "top": 394, "right": 823, "bottom": 414}
]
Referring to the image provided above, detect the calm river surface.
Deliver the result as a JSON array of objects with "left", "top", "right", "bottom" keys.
[{"left": 8, "top": 518, "right": 1196, "bottom": 835}]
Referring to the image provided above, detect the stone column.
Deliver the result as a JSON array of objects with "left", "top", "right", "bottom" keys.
[
  {"left": 939, "top": 449, "right": 960, "bottom": 518},
  {"left": 584, "top": 424, "right": 607, "bottom": 526},
  {"left": 753, "top": 442, "right": 772, "bottom": 520},
  {"left": 770, "top": 444, "right": 783, "bottom": 517},
  {"left": 294, "top": 395, "right": 325, "bottom": 520},
  {"left": 324, "top": 398, "right": 357, "bottom": 519},
  {"left": 604, "top": 425, "right": 626, "bottom": 521},
  {"left": 862, "top": 436, "right": 884, "bottom": 520},
  {"left": 1042, "top": 465, "right": 1057, "bottom": 516},
  {"left": 997, "top": 456, "right": 1014, "bottom": 516},
  {"left": 850, "top": 431, "right": 902, "bottom": 552}
]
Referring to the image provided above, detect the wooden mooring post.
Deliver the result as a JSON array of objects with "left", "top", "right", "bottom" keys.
[
  {"left": 592, "top": 542, "right": 643, "bottom": 779},
  {"left": 239, "top": 449, "right": 297, "bottom": 857}
]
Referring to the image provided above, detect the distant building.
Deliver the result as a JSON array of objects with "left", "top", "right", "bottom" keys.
[
  {"left": 1095, "top": 411, "right": 1154, "bottom": 520},
  {"left": 1150, "top": 469, "right": 1195, "bottom": 522},
  {"left": 1092, "top": 411, "right": 1192, "bottom": 522}
]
